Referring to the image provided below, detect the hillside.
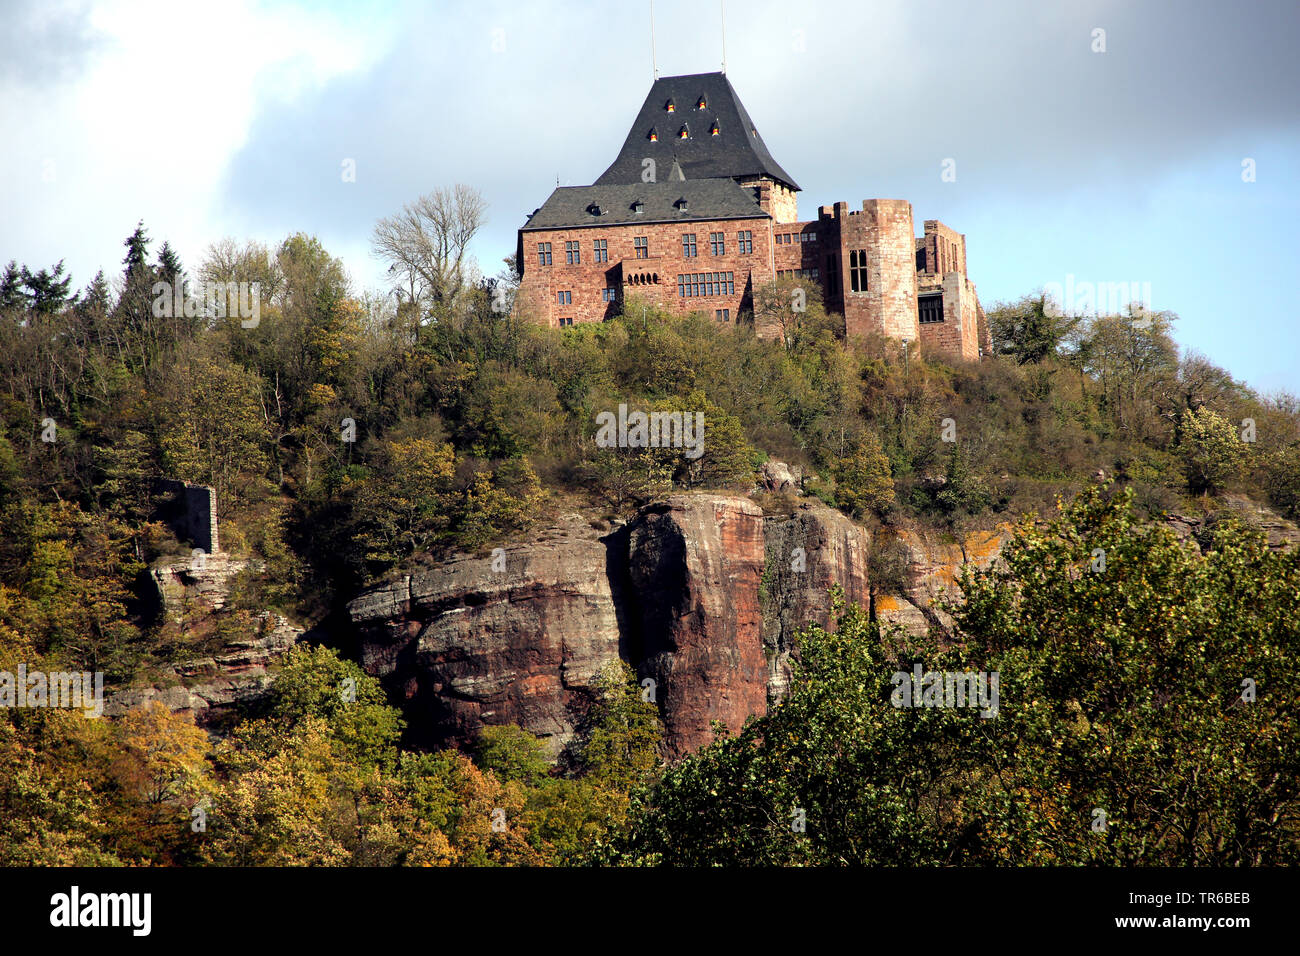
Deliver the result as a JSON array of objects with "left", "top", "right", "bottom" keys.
[{"left": 0, "top": 227, "right": 1297, "bottom": 866}]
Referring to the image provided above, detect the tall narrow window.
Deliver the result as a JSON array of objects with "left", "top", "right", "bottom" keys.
[
  {"left": 537, "top": 242, "right": 552, "bottom": 266},
  {"left": 849, "top": 249, "right": 868, "bottom": 292},
  {"left": 593, "top": 239, "right": 608, "bottom": 262},
  {"left": 557, "top": 290, "right": 571, "bottom": 305},
  {"left": 634, "top": 236, "right": 648, "bottom": 259},
  {"left": 709, "top": 232, "right": 724, "bottom": 256},
  {"left": 682, "top": 234, "right": 697, "bottom": 258},
  {"left": 737, "top": 230, "right": 753, "bottom": 254},
  {"left": 565, "top": 241, "right": 580, "bottom": 265}
]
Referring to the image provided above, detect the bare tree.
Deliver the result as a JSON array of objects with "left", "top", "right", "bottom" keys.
[{"left": 371, "top": 185, "right": 486, "bottom": 320}]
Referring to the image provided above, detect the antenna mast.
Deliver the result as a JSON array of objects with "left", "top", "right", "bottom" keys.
[
  {"left": 721, "top": 0, "right": 727, "bottom": 73},
  {"left": 650, "top": 0, "right": 659, "bottom": 80}
]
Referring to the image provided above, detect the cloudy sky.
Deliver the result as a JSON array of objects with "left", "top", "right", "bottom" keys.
[{"left": 3, "top": 0, "right": 1297, "bottom": 393}]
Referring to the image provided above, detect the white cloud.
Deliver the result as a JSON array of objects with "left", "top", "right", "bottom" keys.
[{"left": 0, "top": 0, "right": 396, "bottom": 285}]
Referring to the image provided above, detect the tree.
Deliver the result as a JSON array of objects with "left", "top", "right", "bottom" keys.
[
  {"left": 372, "top": 185, "right": 487, "bottom": 321},
  {"left": 122, "top": 221, "right": 150, "bottom": 276},
  {"left": 951, "top": 484, "right": 1300, "bottom": 864},
  {"left": 988, "top": 292, "right": 1079, "bottom": 365},
  {"left": 154, "top": 350, "right": 272, "bottom": 514},
  {"left": 1180, "top": 405, "right": 1248, "bottom": 495},
  {"left": 830, "top": 430, "right": 895, "bottom": 518},
  {"left": 0, "top": 260, "right": 25, "bottom": 311},
  {"left": 20, "top": 260, "right": 73, "bottom": 315},
  {"left": 252, "top": 644, "right": 405, "bottom": 772},
  {"left": 473, "top": 725, "right": 552, "bottom": 786},
  {"left": 604, "top": 486, "right": 1300, "bottom": 866},
  {"left": 577, "top": 661, "right": 662, "bottom": 791},
  {"left": 751, "top": 275, "right": 830, "bottom": 345}
]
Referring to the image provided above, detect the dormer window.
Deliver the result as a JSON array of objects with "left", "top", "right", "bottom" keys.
[
  {"left": 587, "top": 203, "right": 604, "bottom": 216},
  {"left": 675, "top": 198, "right": 689, "bottom": 212},
  {"left": 697, "top": 96, "right": 707, "bottom": 109},
  {"left": 648, "top": 128, "right": 658, "bottom": 142},
  {"left": 632, "top": 200, "right": 644, "bottom": 213},
  {"left": 678, "top": 124, "right": 689, "bottom": 139},
  {"left": 665, "top": 99, "right": 675, "bottom": 112},
  {"left": 710, "top": 123, "right": 719, "bottom": 136}
]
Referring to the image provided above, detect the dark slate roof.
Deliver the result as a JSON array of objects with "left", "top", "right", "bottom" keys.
[
  {"left": 520, "top": 178, "right": 768, "bottom": 231},
  {"left": 593, "top": 72, "right": 800, "bottom": 191}
]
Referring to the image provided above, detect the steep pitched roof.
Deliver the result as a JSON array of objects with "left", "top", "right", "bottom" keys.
[
  {"left": 520, "top": 179, "right": 768, "bottom": 231},
  {"left": 593, "top": 72, "right": 800, "bottom": 191}
]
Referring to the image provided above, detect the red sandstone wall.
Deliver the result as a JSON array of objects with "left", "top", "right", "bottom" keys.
[
  {"left": 839, "top": 199, "right": 919, "bottom": 341},
  {"left": 518, "top": 216, "right": 774, "bottom": 326}
]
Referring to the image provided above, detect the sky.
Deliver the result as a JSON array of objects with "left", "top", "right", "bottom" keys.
[{"left": 2, "top": 0, "right": 1297, "bottom": 394}]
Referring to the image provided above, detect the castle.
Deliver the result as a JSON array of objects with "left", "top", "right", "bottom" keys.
[{"left": 515, "top": 71, "right": 989, "bottom": 360}]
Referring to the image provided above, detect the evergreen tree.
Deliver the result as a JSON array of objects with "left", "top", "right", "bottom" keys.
[
  {"left": 0, "top": 260, "right": 26, "bottom": 312},
  {"left": 20, "top": 260, "right": 73, "bottom": 315}
]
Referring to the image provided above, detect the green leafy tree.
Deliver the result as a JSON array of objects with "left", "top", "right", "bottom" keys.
[
  {"left": 604, "top": 487, "right": 1300, "bottom": 865},
  {"left": 988, "top": 292, "right": 1079, "bottom": 365},
  {"left": 830, "top": 430, "right": 895, "bottom": 518},
  {"left": 578, "top": 661, "right": 662, "bottom": 792},
  {"left": 473, "top": 724, "right": 552, "bottom": 787},
  {"left": 1180, "top": 405, "right": 1249, "bottom": 495}
]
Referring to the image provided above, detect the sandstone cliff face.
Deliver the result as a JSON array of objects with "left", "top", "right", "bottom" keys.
[
  {"left": 346, "top": 493, "right": 1015, "bottom": 761},
  {"left": 628, "top": 496, "right": 767, "bottom": 758},
  {"left": 106, "top": 554, "right": 302, "bottom": 726},
  {"left": 872, "top": 525, "right": 1009, "bottom": 638},
  {"left": 762, "top": 501, "right": 871, "bottom": 698},
  {"left": 350, "top": 514, "right": 622, "bottom": 759}
]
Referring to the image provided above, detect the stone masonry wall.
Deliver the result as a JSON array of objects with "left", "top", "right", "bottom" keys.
[
  {"left": 839, "top": 199, "right": 919, "bottom": 341},
  {"left": 517, "top": 215, "right": 774, "bottom": 327}
]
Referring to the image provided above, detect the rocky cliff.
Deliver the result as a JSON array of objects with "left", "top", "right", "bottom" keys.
[
  {"left": 105, "top": 552, "right": 302, "bottom": 726},
  {"left": 346, "top": 491, "right": 1013, "bottom": 761},
  {"left": 349, "top": 513, "right": 623, "bottom": 758}
]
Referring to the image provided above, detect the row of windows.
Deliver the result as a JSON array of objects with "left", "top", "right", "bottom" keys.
[
  {"left": 537, "top": 232, "right": 758, "bottom": 267},
  {"left": 664, "top": 96, "right": 709, "bottom": 112},
  {"left": 558, "top": 289, "right": 618, "bottom": 304},
  {"left": 776, "top": 232, "right": 816, "bottom": 244},
  {"left": 648, "top": 123, "right": 720, "bottom": 141},
  {"left": 678, "top": 272, "right": 735, "bottom": 297},
  {"left": 777, "top": 268, "right": 819, "bottom": 280}
]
